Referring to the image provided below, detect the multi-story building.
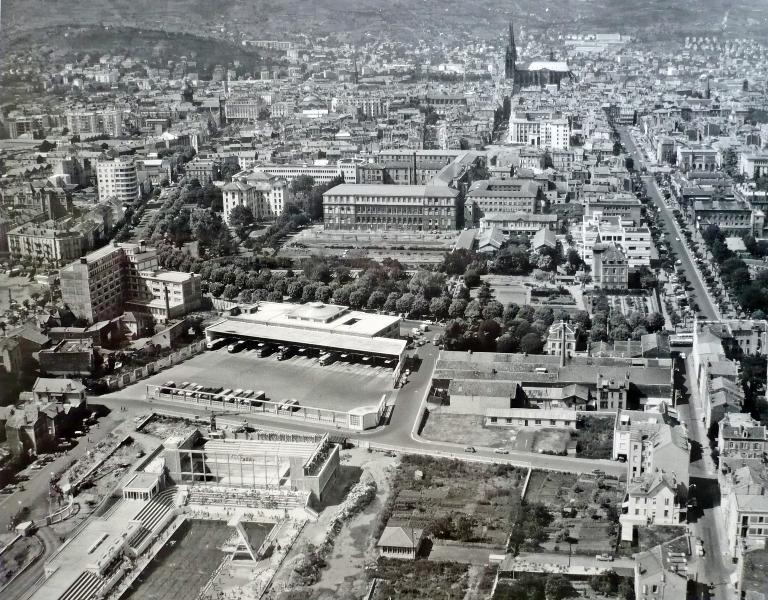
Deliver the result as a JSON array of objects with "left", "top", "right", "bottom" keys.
[
  {"left": 621, "top": 471, "right": 685, "bottom": 532},
  {"left": 184, "top": 158, "right": 220, "bottom": 183},
  {"left": 96, "top": 156, "right": 140, "bottom": 203},
  {"left": 65, "top": 108, "right": 123, "bottom": 137},
  {"left": 583, "top": 195, "right": 643, "bottom": 225},
  {"left": 545, "top": 321, "right": 577, "bottom": 356},
  {"left": 724, "top": 465, "right": 768, "bottom": 556},
  {"left": 7, "top": 224, "right": 83, "bottom": 266},
  {"left": 717, "top": 413, "right": 768, "bottom": 460},
  {"left": 222, "top": 169, "right": 290, "bottom": 224},
  {"left": 509, "top": 114, "right": 570, "bottom": 150},
  {"left": 740, "top": 153, "right": 768, "bottom": 179},
  {"left": 322, "top": 184, "right": 460, "bottom": 231},
  {"left": 692, "top": 199, "right": 764, "bottom": 237},
  {"left": 256, "top": 163, "right": 350, "bottom": 185},
  {"left": 578, "top": 213, "right": 652, "bottom": 268},
  {"left": 592, "top": 243, "right": 629, "bottom": 290},
  {"left": 466, "top": 178, "right": 539, "bottom": 218},
  {"left": 677, "top": 145, "right": 718, "bottom": 172},
  {"left": 60, "top": 241, "right": 201, "bottom": 324}
]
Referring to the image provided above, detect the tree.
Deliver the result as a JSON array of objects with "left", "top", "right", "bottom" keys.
[
  {"left": 545, "top": 575, "right": 576, "bottom": 600},
  {"left": 612, "top": 141, "right": 622, "bottom": 156},
  {"left": 625, "top": 157, "right": 634, "bottom": 171},
  {"left": 429, "top": 296, "right": 451, "bottom": 319},
  {"left": 367, "top": 290, "right": 387, "bottom": 310},
  {"left": 37, "top": 139, "right": 55, "bottom": 152},
  {"left": 290, "top": 175, "right": 315, "bottom": 195},
  {"left": 448, "top": 298, "right": 468, "bottom": 319},
  {"left": 646, "top": 312, "right": 664, "bottom": 332},
  {"left": 520, "top": 332, "right": 543, "bottom": 354},
  {"left": 396, "top": 293, "right": 415, "bottom": 315},
  {"left": 743, "top": 79, "right": 749, "bottom": 92},
  {"left": 463, "top": 269, "right": 481, "bottom": 288},
  {"left": 228, "top": 205, "right": 254, "bottom": 232},
  {"left": 495, "top": 247, "right": 530, "bottom": 275}
]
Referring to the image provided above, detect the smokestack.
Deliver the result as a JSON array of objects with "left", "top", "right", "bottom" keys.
[
  {"left": 560, "top": 321, "right": 567, "bottom": 368},
  {"left": 164, "top": 285, "right": 170, "bottom": 318}
]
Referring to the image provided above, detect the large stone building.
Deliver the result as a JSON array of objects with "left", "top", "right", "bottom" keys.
[
  {"left": 504, "top": 23, "right": 572, "bottom": 89},
  {"left": 592, "top": 243, "right": 629, "bottom": 290},
  {"left": 322, "top": 184, "right": 460, "bottom": 231},
  {"left": 60, "top": 241, "right": 201, "bottom": 324},
  {"left": 7, "top": 224, "right": 83, "bottom": 266},
  {"left": 222, "top": 169, "right": 290, "bottom": 224},
  {"left": 466, "top": 178, "right": 540, "bottom": 218}
]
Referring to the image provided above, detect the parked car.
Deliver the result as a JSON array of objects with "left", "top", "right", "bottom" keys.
[{"left": 464, "top": 446, "right": 477, "bottom": 453}]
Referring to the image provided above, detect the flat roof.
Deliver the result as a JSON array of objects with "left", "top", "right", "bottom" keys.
[
  {"left": 206, "top": 320, "right": 406, "bottom": 358},
  {"left": 323, "top": 183, "right": 459, "bottom": 198},
  {"left": 221, "top": 302, "right": 399, "bottom": 337}
]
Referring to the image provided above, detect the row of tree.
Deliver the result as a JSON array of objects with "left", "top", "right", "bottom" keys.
[{"left": 702, "top": 224, "right": 768, "bottom": 314}]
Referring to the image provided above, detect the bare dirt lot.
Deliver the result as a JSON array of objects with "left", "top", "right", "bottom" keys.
[{"left": 421, "top": 409, "right": 572, "bottom": 454}]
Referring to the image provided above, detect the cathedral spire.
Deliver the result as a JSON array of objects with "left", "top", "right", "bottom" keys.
[{"left": 505, "top": 21, "right": 517, "bottom": 80}]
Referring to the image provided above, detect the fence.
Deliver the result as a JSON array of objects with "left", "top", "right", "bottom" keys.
[
  {"left": 145, "top": 385, "right": 375, "bottom": 430},
  {"left": 102, "top": 341, "right": 207, "bottom": 391}
]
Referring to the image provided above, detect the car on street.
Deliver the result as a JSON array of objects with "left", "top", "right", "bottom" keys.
[
  {"left": 464, "top": 446, "right": 476, "bottom": 453},
  {"left": 493, "top": 448, "right": 509, "bottom": 454}
]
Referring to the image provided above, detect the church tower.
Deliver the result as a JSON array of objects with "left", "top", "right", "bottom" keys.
[{"left": 504, "top": 22, "right": 517, "bottom": 80}]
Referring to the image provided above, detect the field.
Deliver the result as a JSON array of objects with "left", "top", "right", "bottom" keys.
[
  {"left": 574, "top": 415, "right": 615, "bottom": 459},
  {"left": 0, "top": 272, "right": 46, "bottom": 313},
  {"left": 383, "top": 455, "right": 525, "bottom": 546},
  {"left": 124, "top": 520, "right": 233, "bottom": 600},
  {"left": 523, "top": 470, "right": 624, "bottom": 557},
  {"left": 421, "top": 409, "right": 573, "bottom": 455},
  {"left": 371, "top": 559, "right": 469, "bottom": 600}
]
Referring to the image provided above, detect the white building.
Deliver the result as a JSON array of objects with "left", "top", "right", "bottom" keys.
[
  {"left": 577, "top": 212, "right": 651, "bottom": 268},
  {"left": 222, "top": 169, "right": 290, "bottom": 224},
  {"left": 96, "top": 156, "right": 140, "bottom": 203}
]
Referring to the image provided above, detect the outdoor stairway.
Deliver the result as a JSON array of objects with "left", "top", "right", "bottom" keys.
[
  {"left": 129, "top": 525, "right": 153, "bottom": 550},
  {"left": 133, "top": 488, "right": 176, "bottom": 532},
  {"left": 59, "top": 570, "right": 105, "bottom": 600}
]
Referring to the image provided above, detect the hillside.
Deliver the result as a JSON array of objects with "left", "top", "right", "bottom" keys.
[{"left": 2, "top": 0, "right": 767, "bottom": 47}]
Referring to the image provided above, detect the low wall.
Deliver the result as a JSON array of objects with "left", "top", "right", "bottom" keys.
[{"left": 102, "top": 340, "right": 207, "bottom": 391}]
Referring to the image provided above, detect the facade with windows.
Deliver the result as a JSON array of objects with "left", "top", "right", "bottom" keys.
[
  {"left": 8, "top": 225, "right": 82, "bottom": 265},
  {"left": 96, "top": 156, "right": 140, "bottom": 203},
  {"left": 60, "top": 241, "right": 200, "bottom": 324},
  {"left": 322, "top": 184, "right": 460, "bottom": 231}
]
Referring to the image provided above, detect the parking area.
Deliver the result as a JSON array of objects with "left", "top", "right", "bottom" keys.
[{"left": 104, "top": 345, "right": 395, "bottom": 413}]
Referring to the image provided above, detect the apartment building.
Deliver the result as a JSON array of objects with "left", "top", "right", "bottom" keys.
[
  {"left": 717, "top": 413, "right": 768, "bottom": 460},
  {"left": 96, "top": 156, "right": 140, "bottom": 203},
  {"left": 256, "top": 163, "right": 351, "bottom": 184},
  {"left": 578, "top": 212, "right": 652, "bottom": 268},
  {"left": 592, "top": 243, "right": 629, "bottom": 290},
  {"left": 60, "top": 241, "right": 201, "bottom": 324},
  {"left": 222, "top": 169, "right": 290, "bottom": 224},
  {"left": 620, "top": 471, "right": 685, "bottom": 540},
  {"left": 65, "top": 108, "right": 123, "bottom": 137},
  {"left": 724, "top": 465, "right": 768, "bottom": 556},
  {"left": 7, "top": 224, "right": 83, "bottom": 266},
  {"left": 322, "top": 184, "right": 460, "bottom": 231},
  {"left": 509, "top": 114, "right": 570, "bottom": 150}
]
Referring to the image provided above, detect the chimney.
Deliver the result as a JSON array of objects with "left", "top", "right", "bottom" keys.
[{"left": 163, "top": 285, "right": 170, "bottom": 318}]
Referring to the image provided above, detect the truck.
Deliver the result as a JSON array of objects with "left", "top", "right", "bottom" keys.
[
  {"left": 319, "top": 352, "right": 336, "bottom": 366},
  {"left": 206, "top": 337, "right": 229, "bottom": 350},
  {"left": 227, "top": 340, "right": 247, "bottom": 353},
  {"left": 276, "top": 346, "right": 294, "bottom": 361}
]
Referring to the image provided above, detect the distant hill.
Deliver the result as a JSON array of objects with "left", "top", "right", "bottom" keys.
[{"left": 2, "top": 0, "right": 767, "bottom": 44}]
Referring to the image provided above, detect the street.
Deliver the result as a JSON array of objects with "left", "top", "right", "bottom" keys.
[
  {"left": 617, "top": 126, "right": 718, "bottom": 320},
  {"left": 676, "top": 355, "right": 736, "bottom": 599}
]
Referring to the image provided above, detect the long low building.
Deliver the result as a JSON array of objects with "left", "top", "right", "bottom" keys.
[
  {"left": 322, "top": 183, "right": 460, "bottom": 231},
  {"left": 205, "top": 301, "right": 406, "bottom": 378}
]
